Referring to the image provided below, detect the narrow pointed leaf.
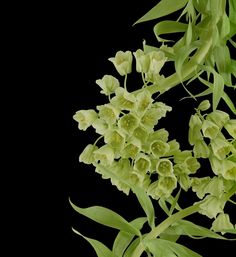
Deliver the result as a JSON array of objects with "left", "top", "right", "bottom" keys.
[
  {"left": 70, "top": 199, "right": 140, "bottom": 236},
  {"left": 112, "top": 217, "right": 147, "bottom": 256},
  {"left": 212, "top": 72, "right": 224, "bottom": 111},
  {"left": 72, "top": 228, "right": 118, "bottom": 257},
  {"left": 134, "top": 0, "right": 188, "bottom": 24},
  {"left": 123, "top": 238, "right": 140, "bottom": 257},
  {"left": 169, "top": 188, "right": 181, "bottom": 215}
]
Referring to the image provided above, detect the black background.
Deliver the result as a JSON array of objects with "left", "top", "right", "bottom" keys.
[{"left": 15, "top": 0, "right": 236, "bottom": 256}]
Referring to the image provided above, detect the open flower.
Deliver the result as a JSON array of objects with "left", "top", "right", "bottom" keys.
[
  {"left": 206, "top": 110, "right": 230, "bottom": 129},
  {"left": 156, "top": 159, "right": 173, "bottom": 176},
  {"left": 133, "top": 49, "right": 150, "bottom": 73},
  {"left": 134, "top": 153, "right": 151, "bottom": 174},
  {"left": 97, "top": 104, "right": 120, "bottom": 124},
  {"left": 111, "top": 87, "right": 136, "bottom": 110},
  {"left": 151, "top": 140, "right": 170, "bottom": 158},
  {"left": 157, "top": 175, "right": 177, "bottom": 198},
  {"left": 211, "top": 213, "right": 234, "bottom": 234},
  {"left": 73, "top": 109, "right": 98, "bottom": 131},
  {"left": 109, "top": 51, "right": 133, "bottom": 76},
  {"left": 135, "top": 90, "right": 153, "bottom": 114},
  {"left": 184, "top": 156, "right": 201, "bottom": 174},
  {"left": 202, "top": 119, "right": 220, "bottom": 139},
  {"left": 188, "top": 114, "right": 203, "bottom": 145},
  {"left": 79, "top": 144, "right": 98, "bottom": 164},
  {"left": 224, "top": 119, "right": 236, "bottom": 139},
  {"left": 193, "top": 139, "right": 210, "bottom": 158},
  {"left": 122, "top": 138, "right": 141, "bottom": 159},
  {"left": 94, "top": 145, "right": 115, "bottom": 166},
  {"left": 118, "top": 113, "right": 139, "bottom": 134},
  {"left": 148, "top": 51, "right": 167, "bottom": 75},
  {"left": 211, "top": 136, "right": 231, "bottom": 160},
  {"left": 104, "top": 129, "right": 125, "bottom": 151},
  {"left": 221, "top": 159, "right": 236, "bottom": 181},
  {"left": 96, "top": 75, "right": 119, "bottom": 95}
]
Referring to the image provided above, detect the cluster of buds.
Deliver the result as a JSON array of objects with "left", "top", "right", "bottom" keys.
[{"left": 188, "top": 100, "right": 236, "bottom": 224}]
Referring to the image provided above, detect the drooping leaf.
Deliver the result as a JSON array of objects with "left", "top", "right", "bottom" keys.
[
  {"left": 134, "top": 0, "right": 188, "bottom": 25},
  {"left": 123, "top": 237, "right": 140, "bottom": 257},
  {"left": 112, "top": 217, "right": 147, "bottom": 256},
  {"left": 69, "top": 199, "right": 140, "bottom": 236},
  {"left": 132, "top": 186, "right": 155, "bottom": 228},
  {"left": 72, "top": 228, "right": 118, "bottom": 257},
  {"left": 212, "top": 72, "right": 224, "bottom": 111}
]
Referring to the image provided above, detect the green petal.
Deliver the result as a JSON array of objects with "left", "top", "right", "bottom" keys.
[
  {"left": 134, "top": 153, "right": 151, "bottom": 173},
  {"left": 135, "top": 90, "right": 153, "bottom": 113},
  {"left": 151, "top": 140, "right": 170, "bottom": 158},
  {"left": 79, "top": 144, "right": 98, "bottom": 164},
  {"left": 94, "top": 145, "right": 115, "bottom": 166},
  {"left": 224, "top": 119, "right": 236, "bottom": 139},
  {"left": 133, "top": 49, "right": 150, "bottom": 73},
  {"left": 122, "top": 139, "right": 141, "bottom": 159},
  {"left": 104, "top": 129, "right": 125, "bottom": 151},
  {"left": 211, "top": 213, "right": 234, "bottom": 235},
  {"left": 156, "top": 159, "right": 173, "bottom": 176},
  {"left": 222, "top": 159, "right": 236, "bottom": 181},
  {"left": 206, "top": 110, "right": 230, "bottom": 129},
  {"left": 111, "top": 87, "right": 136, "bottom": 110},
  {"left": 97, "top": 104, "right": 120, "bottom": 124},
  {"left": 184, "top": 156, "right": 201, "bottom": 174},
  {"left": 211, "top": 136, "right": 231, "bottom": 160},
  {"left": 92, "top": 119, "right": 109, "bottom": 135},
  {"left": 73, "top": 109, "right": 98, "bottom": 131},
  {"left": 193, "top": 140, "right": 210, "bottom": 158},
  {"left": 202, "top": 119, "right": 220, "bottom": 139},
  {"left": 118, "top": 113, "right": 139, "bottom": 134},
  {"left": 96, "top": 75, "right": 120, "bottom": 96}
]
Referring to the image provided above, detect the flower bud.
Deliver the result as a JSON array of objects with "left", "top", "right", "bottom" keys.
[
  {"left": 188, "top": 114, "right": 203, "bottom": 145},
  {"left": 73, "top": 109, "right": 98, "bottom": 131},
  {"left": 95, "top": 75, "right": 119, "bottom": 95},
  {"left": 109, "top": 51, "right": 133, "bottom": 76},
  {"left": 197, "top": 100, "right": 211, "bottom": 111}
]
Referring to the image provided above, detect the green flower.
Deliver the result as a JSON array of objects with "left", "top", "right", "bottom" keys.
[
  {"left": 97, "top": 104, "right": 120, "bottom": 124},
  {"left": 148, "top": 51, "right": 167, "bottom": 75},
  {"left": 109, "top": 51, "right": 133, "bottom": 76},
  {"left": 206, "top": 110, "right": 230, "bottom": 129},
  {"left": 224, "top": 119, "right": 236, "bottom": 139},
  {"left": 166, "top": 140, "right": 180, "bottom": 156},
  {"left": 158, "top": 175, "right": 177, "bottom": 198},
  {"left": 197, "top": 100, "right": 211, "bottom": 111},
  {"left": 134, "top": 153, "right": 151, "bottom": 174},
  {"left": 111, "top": 87, "right": 136, "bottom": 110},
  {"left": 73, "top": 109, "right": 98, "bottom": 131},
  {"left": 151, "top": 140, "right": 170, "bottom": 158},
  {"left": 188, "top": 114, "right": 203, "bottom": 145},
  {"left": 174, "top": 150, "right": 192, "bottom": 164},
  {"left": 133, "top": 126, "right": 149, "bottom": 146},
  {"left": 156, "top": 159, "right": 173, "bottom": 176},
  {"left": 222, "top": 159, "right": 236, "bottom": 181},
  {"left": 133, "top": 49, "right": 150, "bottom": 73},
  {"left": 193, "top": 139, "right": 210, "bottom": 158},
  {"left": 191, "top": 177, "right": 211, "bottom": 199},
  {"left": 148, "top": 128, "right": 169, "bottom": 143},
  {"left": 202, "top": 119, "right": 220, "bottom": 139},
  {"left": 104, "top": 129, "right": 125, "bottom": 151},
  {"left": 174, "top": 163, "right": 189, "bottom": 175},
  {"left": 184, "top": 156, "right": 201, "bottom": 174},
  {"left": 209, "top": 154, "right": 222, "bottom": 175},
  {"left": 118, "top": 113, "right": 139, "bottom": 134},
  {"left": 199, "top": 195, "right": 225, "bottom": 219},
  {"left": 95, "top": 75, "right": 119, "bottom": 95},
  {"left": 92, "top": 119, "right": 109, "bottom": 135},
  {"left": 211, "top": 213, "right": 234, "bottom": 234},
  {"left": 94, "top": 145, "right": 115, "bottom": 166},
  {"left": 211, "top": 136, "right": 231, "bottom": 160},
  {"left": 122, "top": 138, "right": 141, "bottom": 159},
  {"left": 79, "top": 144, "right": 98, "bottom": 164},
  {"left": 135, "top": 90, "right": 153, "bottom": 114},
  {"left": 178, "top": 173, "right": 191, "bottom": 191}
]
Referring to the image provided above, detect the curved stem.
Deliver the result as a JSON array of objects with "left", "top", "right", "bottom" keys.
[{"left": 131, "top": 203, "right": 201, "bottom": 257}]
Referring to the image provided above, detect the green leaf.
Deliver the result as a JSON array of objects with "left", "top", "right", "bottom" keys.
[
  {"left": 112, "top": 217, "right": 147, "bottom": 256},
  {"left": 123, "top": 237, "right": 140, "bottom": 257},
  {"left": 154, "top": 20, "right": 187, "bottom": 42},
  {"left": 132, "top": 186, "right": 155, "bottom": 228},
  {"left": 159, "top": 198, "right": 170, "bottom": 216},
  {"left": 186, "top": 20, "right": 192, "bottom": 46},
  {"left": 222, "top": 92, "right": 236, "bottom": 114},
  {"left": 69, "top": 199, "right": 140, "bottom": 236},
  {"left": 134, "top": 0, "right": 188, "bottom": 25},
  {"left": 212, "top": 72, "right": 224, "bottom": 111},
  {"left": 169, "top": 188, "right": 181, "bottom": 215},
  {"left": 145, "top": 238, "right": 202, "bottom": 257},
  {"left": 72, "top": 228, "right": 118, "bottom": 257}
]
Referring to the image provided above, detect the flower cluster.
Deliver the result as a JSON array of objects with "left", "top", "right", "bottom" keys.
[{"left": 188, "top": 100, "right": 236, "bottom": 228}]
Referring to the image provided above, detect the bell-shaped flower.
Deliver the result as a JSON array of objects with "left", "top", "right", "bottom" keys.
[
  {"left": 193, "top": 139, "right": 210, "bottom": 158},
  {"left": 95, "top": 75, "right": 119, "bottom": 96},
  {"left": 209, "top": 154, "right": 223, "bottom": 175},
  {"left": 184, "top": 156, "right": 201, "bottom": 174},
  {"left": 104, "top": 129, "right": 125, "bottom": 152},
  {"left": 222, "top": 159, "right": 236, "bottom": 181},
  {"left": 178, "top": 173, "right": 191, "bottom": 191},
  {"left": 199, "top": 195, "right": 225, "bottom": 219},
  {"left": 202, "top": 119, "right": 220, "bottom": 139},
  {"left": 94, "top": 145, "right": 115, "bottom": 166},
  {"left": 92, "top": 119, "right": 109, "bottom": 135},
  {"left": 174, "top": 150, "right": 192, "bottom": 164},
  {"left": 148, "top": 51, "right": 167, "bottom": 75},
  {"left": 151, "top": 140, "right": 170, "bottom": 158},
  {"left": 108, "top": 51, "right": 133, "bottom": 76},
  {"left": 79, "top": 144, "right": 98, "bottom": 164},
  {"left": 97, "top": 104, "right": 120, "bottom": 125},
  {"left": 197, "top": 100, "right": 211, "bottom": 111},
  {"left": 205, "top": 177, "right": 224, "bottom": 197},
  {"left": 118, "top": 113, "right": 139, "bottom": 134},
  {"left": 224, "top": 119, "right": 236, "bottom": 139},
  {"left": 188, "top": 114, "right": 203, "bottom": 145},
  {"left": 73, "top": 109, "right": 98, "bottom": 131},
  {"left": 165, "top": 140, "right": 180, "bottom": 156},
  {"left": 211, "top": 213, "right": 234, "bottom": 234},
  {"left": 158, "top": 175, "right": 177, "bottom": 198},
  {"left": 174, "top": 163, "right": 189, "bottom": 175},
  {"left": 133, "top": 126, "right": 149, "bottom": 146},
  {"left": 111, "top": 87, "right": 136, "bottom": 111},
  {"left": 133, "top": 49, "right": 150, "bottom": 73},
  {"left": 191, "top": 177, "right": 211, "bottom": 199},
  {"left": 122, "top": 138, "right": 141, "bottom": 159},
  {"left": 148, "top": 128, "right": 169, "bottom": 143},
  {"left": 135, "top": 90, "right": 153, "bottom": 114},
  {"left": 206, "top": 110, "right": 230, "bottom": 129},
  {"left": 156, "top": 159, "right": 173, "bottom": 176},
  {"left": 134, "top": 153, "right": 151, "bottom": 174},
  {"left": 211, "top": 136, "right": 231, "bottom": 160}
]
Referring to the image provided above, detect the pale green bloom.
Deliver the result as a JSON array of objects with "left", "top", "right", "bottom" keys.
[
  {"left": 122, "top": 138, "right": 141, "bottom": 159},
  {"left": 191, "top": 177, "right": 211, "bottom": 199},
  {"left": 211, "top": 136, "right": 231, "bottom": 160},
  {"left": 209, "top": 154, "right": 222, "bottom": 175},
  {"left": 211, "top": 213, "right": 234, "bottom": 234},
  {"left": 158, "top": 175, "right": 177, "bottom": 198},
  {"left": 205, "top": 177, "right": 224, "bottom": 197},
  {"left": 178, "top": 173, "right": 191, "bottom": 191},
  {"left": 92, "top": 119, "right": 109, "bottom": 135},
  {"left": 188, "top": 114, "right": 203, "bottom": 145},
  {"left": 111, "top": 87, "right": 136, "bottom": 110},
  {"left": 95, "top": 75, "right": 120, "bottom": 95},
  {"left": 134, "top": 153, "right": 151, "bottom": 174},
  {"left": 197, "top": 100, "right": 211, "bottom": 111},
  {"left": 79, "top": 144, "right": 98, "bottom": 164},
  {"left": 174, "top": 163, "right": 189, "bottom": 175},
  {"left": 156, "top": 159, "right": 173, "bottom": 176},
  {"left": 224, "top": 119, "right": 236, "bottom": 139},
  {"left": 148, "top": 128, "right": 169, "bottom": 143},
  {"left": 73, "top": 109, "right": 98, "bottom": 131},
  {"left": 202, "top": 119, "right": 220, "bottom": 139},
  {"left": 165, "top": 140, "right": 180, "bottom": 156},
  {"left": 133, "top": 49, "right": 150, "bottom": 73},
  {"left": 193, "top": 139, "right": 210, "bottom": 158},
  {"left": 222, "top": 159, "right": 236, "bottom": 181},
  {"left": 199, "top": 195, "right": 225, "bottom": 218},
  {"left": 108, "top": 51, "right": 133, "bottom": 76},
  {"left": 97, "top": 104, "right": 120, "bottom": 124},
  {"left": 94, "top": 145, "right": 115, "bottom": 166},
  {"left": 206, "top": 110, "right": 230, "bottom": 129},
  {"left": 104, "top": 129, "right": 125, "bottom": 151},
  {"left": 174, "top": 150, "right": 192, "bottom": 164},
  {"left": 148, "top": 51, "right": 167, "bottom": 75},
  {"left": 184, "top": 156, "right": 201, "bottom": 174},
  {"left": 135, "top": 90, "right": 153, "bottom": 113},
  {"left": 151, "top": 140, "right": 170, "bottom": 158},
  {"left": 118, "top": 113, "right": 139, "bottom": 134}
]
